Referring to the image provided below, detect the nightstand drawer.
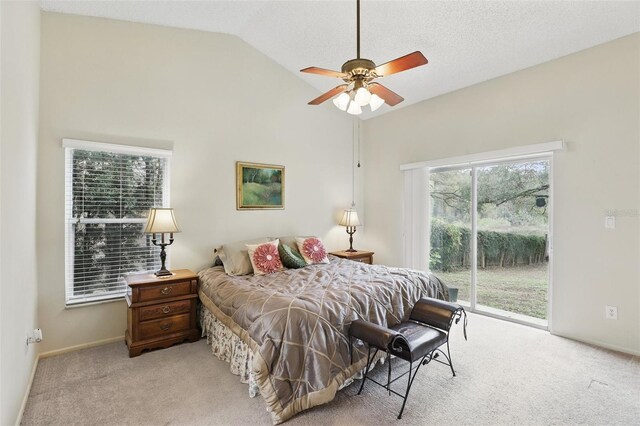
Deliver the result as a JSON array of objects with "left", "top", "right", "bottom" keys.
[
  {"left": 138, "top": 280, "right": 192, "bottom": 302},
  {"left": 138, "top": 313, "right": 191, "bottom": 340},
  {"left": 139, "top": 300, "right": 192, "bottom": 321}
]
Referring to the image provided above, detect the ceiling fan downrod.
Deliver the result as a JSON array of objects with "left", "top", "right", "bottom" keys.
[
  {"left": 356, "top": 0, "right": 360, "bottom": 59},
  {"left": 342, "top": 0, "right": 373, "bottom": 81}
]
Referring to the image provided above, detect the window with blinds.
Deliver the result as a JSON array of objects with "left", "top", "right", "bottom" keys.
[{"left": 64, "top": 139, "right": 172, "bottom": 305}]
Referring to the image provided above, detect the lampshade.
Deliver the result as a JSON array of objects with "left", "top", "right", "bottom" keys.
[
  {"left": 346, "top": 101, "right": 362, "bottom": 115},
  {"left": 332, "top": 92, "right": 350, "bottom": 111},
  {"left": 338, "top": 208, "right": 361, "bottom": 227},
  {"left": 369, "top": 94, "right": 385, "bottom": 111},
  {"left": 144, "top": 208, "right": 181, "bottom": 234},
  {"left": 354, "top": 87, "right": 372, "bottom": 106}
]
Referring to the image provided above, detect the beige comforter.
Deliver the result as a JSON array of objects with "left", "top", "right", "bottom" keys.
[{"left": 198, "top": 256, "right": 448, "bottom": 424}]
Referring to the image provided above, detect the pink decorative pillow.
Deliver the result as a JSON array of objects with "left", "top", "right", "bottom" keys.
[
  {"left": 296, "top": 237, "right": 329, "bottom": 265},
  {"left": 246, "top": 240, "right": 284, "bottom": 275}
]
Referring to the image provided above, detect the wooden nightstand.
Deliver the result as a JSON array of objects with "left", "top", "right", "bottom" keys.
[
  {"left": 330, "top": 250, "right": 374, "bottom": 265},
  {"left": 125, "top": 269, "right": 200, "bottom": 357}
]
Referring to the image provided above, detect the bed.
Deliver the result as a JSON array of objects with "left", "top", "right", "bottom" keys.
[{"left": 198, "top": 255, "right": 449, "bottom": 424}]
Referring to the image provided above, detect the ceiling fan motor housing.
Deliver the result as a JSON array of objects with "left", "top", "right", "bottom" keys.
[{"left": 341, "top": 58, "right": 377, "bottom": 82}]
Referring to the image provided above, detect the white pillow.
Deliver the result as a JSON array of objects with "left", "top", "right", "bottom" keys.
[{"left": 215, "top": 237, "right": 273, "bottom": 276}]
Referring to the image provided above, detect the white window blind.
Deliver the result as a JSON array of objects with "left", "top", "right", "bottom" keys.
[{"left": 64, "top": 139, "right": 172, "bottom": 306}]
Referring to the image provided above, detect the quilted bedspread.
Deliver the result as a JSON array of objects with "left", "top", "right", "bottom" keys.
[{"left": 198, "top": 256, "right": 448, "bottom": 424}]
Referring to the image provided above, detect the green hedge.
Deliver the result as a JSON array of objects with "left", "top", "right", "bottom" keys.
[{"left": 430, "top": 219, "right": 547, "bottom": 271}]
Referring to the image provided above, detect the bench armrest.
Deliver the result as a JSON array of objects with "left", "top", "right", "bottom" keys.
[
  {"left": 350, "top": 319, "right": 401, "bottom": 351},
  {"left": 410, "top": 298, "right": 465, "bottom": 333}
]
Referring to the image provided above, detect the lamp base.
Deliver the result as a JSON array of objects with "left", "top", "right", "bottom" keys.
[
  {"left": 345, "top": 227, "right": 357, "bottom": 253},
  {"left": 152, "top": 240, "right": 174, "bottom": 278},
  {"left": 154, "top": 268, "right": 173, "bottom": 277}
]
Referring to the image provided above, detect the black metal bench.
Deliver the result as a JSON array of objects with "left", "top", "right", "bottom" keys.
[{"left": 349, "top": 297, "right": 467, "bottom": 419}]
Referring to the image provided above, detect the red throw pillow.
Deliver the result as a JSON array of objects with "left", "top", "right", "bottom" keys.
[
  {"left": 246, "top": 240, "right": 284, "bottom": 275},
  {"left": 296, "top": 237, "right": 329, "bottom": 265}
]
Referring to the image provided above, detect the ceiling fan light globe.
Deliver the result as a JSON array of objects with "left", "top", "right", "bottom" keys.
[
  {"left": 354, "top": 87, "right": 372, "bottom": 106},
  {"left": 369, "top": 94, "right": 385, "bottom": 112},
  {"left": 332, "top": 92, "right": 350, "bottom": 111},
  {"left": 346, "top": 101, "right": 362, "bottom": 115}
]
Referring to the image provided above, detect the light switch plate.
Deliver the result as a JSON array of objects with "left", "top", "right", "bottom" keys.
[{"left": 605, "top": 216, "right": 616, "bottom": 229}]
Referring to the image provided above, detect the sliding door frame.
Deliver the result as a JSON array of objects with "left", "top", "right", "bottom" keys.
[
  {"left": 430, "top": 153, "right": 554, "bottom": 330},
  {"left": 471, "top": 168, "right": 478, "bottom": 313}
]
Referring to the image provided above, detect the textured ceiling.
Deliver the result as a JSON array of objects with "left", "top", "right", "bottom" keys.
[{"left": 40, "top": 1, "right": 640, "bottom": 119}]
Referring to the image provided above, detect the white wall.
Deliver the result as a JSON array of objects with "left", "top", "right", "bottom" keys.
[
  {"left": 1, "top": 3, "right": 3, "bottom": 419},
  {"left": 362, "top": 34, "right": 640, "bottom": 354},
  {"left": 0, "top": 1, "right": 41, "bottom": 424},
  {"left": 1, "top": 3, "right": 4, "bottom": 418},
  {"left": 37, "top": 13, "right": 357, "bottom": 353}
]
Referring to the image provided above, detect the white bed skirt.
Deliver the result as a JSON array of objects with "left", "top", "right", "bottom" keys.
[{"left": 199, "top": 305, "right": 260, "bottom": 397}]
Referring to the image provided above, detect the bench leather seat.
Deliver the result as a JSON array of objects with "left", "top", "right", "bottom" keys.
[{"left": 390, "top": 322, "right": 447, "bottom": 362}]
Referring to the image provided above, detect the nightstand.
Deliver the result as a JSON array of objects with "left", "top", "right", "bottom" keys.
[
  {"left": 125, "top": 269, "right": 200, "bottom": 357},
  {"left": 330, "top": 250, "right": 374, "bottom": 265}
]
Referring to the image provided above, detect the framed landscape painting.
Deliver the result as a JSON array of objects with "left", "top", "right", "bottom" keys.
[{"left": 236, "top": 162, "right": 285, "bottom": 210}]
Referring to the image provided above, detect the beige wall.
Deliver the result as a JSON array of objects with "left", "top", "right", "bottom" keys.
[
  {"left": 38, "top": 13, "right": 356, "bottom": 353},
  {"left": 35, "top": 12, "right": 639, "bottom": 358},
  {"left": 362, "top": 34, "right": 640, "bottom": 354},
  {"left": 1, "top": 1, "right": 41, "bottom": 424}
]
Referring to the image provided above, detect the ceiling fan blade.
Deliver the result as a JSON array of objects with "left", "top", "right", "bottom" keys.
[
  {"left": 308, "top": 85, "right": 348, "bottom": 105},
  {"left": 374, "top": 51, "right": 428, "bottom": 77},
  {"left": 368, "top": 83, "right": 404, "bottom": 106},
  {"left": 300, "top": 67, "right": 348, "bottom": 79}
]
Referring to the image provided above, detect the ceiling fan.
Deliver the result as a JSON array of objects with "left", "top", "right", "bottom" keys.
[{"left": 301, "top": 0, "right": 428, "bottom": 115}]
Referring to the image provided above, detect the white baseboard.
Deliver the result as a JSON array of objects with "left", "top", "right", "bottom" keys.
[
  {"left": 15, "top": 355, "right": 39, "bottom": 426},
  {"left": 550, "top": 330, "right": 640, "bottom": 356},
  {"left": 39, "top": 335, "right": 124, "bottom": 359}
]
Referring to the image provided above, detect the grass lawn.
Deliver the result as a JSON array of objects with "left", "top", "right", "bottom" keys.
[
  {"left": 435, "top": 264, "right": 548, "bottom": 320},
  {"left": 242, "top": 182, "right": 282, "bottom": 206}
]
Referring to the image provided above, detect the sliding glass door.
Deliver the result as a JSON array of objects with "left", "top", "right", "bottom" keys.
[
  {"left": 430, "top": 168, "right": 472, "bottom": 304},
  {"left": 429, "top": 157, "right": 551, "bottom": 327}
]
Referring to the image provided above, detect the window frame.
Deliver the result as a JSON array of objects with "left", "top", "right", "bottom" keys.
[{"left": 63, "top": 139, "right": 172, "bottom": 306}]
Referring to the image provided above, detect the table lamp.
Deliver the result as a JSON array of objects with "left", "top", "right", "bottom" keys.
[
  {"left": 338, "top": 207, "right": 361, "bottom": 252},
  {"left": 144, "top": 208, "right": 181, "bottom": 277}
]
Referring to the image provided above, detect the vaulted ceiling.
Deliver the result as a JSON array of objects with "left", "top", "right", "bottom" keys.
[{"left": 41, "top": 1, "right": 640, "bottom": 119}]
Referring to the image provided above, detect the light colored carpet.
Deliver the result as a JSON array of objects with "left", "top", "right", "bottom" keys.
[{"left": 22, "top": 313, "right": 639, "bottom": 426}]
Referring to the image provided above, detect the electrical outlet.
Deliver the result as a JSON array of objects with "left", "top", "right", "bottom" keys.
[
  {"left": 26, "top": 328, "right": 43, "bottom": 346},
  {"left": 605, "top": 306, "right": 618, "bottom": 320}
]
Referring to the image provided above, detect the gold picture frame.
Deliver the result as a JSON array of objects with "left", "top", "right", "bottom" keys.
[{"left": 236, "top": 162, "right": 285, "bottom": 210}]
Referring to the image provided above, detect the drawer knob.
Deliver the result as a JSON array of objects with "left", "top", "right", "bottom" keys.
[
  {"left": 162, "top": 306, "right": 171, "bottom": 314},
  {"left": 160, "top": 323, "right": 172, "bottom": 331},
  {"left": 160, "top": 287, "right": 172, "bottom": 295}
]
